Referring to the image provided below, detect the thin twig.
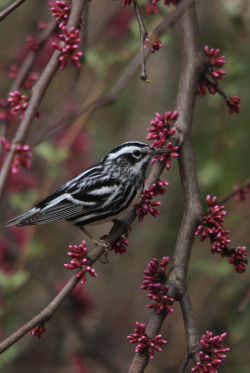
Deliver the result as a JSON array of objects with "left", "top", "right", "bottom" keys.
[
  {"left": 133, "top": 0, "right": 148, "bottom": 81},
  {"left": 0, "top": 0, "right": 26, "bottom": 22},
  {"left": 218, "top": 182, "right": 250, "bottom": 205},
  {"left": 0, "top": 274, "right": 80, "bottom": 354}
]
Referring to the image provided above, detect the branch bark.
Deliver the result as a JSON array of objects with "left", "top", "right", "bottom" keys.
[{"left": 0, "top": 0, "right": 26, "bottom": 22}]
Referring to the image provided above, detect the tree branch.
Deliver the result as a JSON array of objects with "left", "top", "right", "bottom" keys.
[
  {"left": 0, "top": 0, "right": 26, "bottom": 22},
  {"left": 0, "top": 273, "right": 80, "bottom": 354},
  {"left": 127, "top": 1, "right": 204, "bottom": 371},
  {"left": 133, "top": 0, "right": 148, "bottom": 81},
  {"left": 0, "top": 0, "right": 88, "bottom": 199}
]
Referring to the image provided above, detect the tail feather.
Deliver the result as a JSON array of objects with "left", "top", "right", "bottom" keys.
[{"left": 5, "top": 208, "right": 39, "bottom": 227}]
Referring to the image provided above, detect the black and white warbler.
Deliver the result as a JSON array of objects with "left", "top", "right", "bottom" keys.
[{"left": 5, "top": 142, "right": 169, "bottom": 242}]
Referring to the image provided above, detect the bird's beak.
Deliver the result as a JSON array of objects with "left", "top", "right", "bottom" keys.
[{"left": 150, "top": 147, "right": 171, "bottom": 155}]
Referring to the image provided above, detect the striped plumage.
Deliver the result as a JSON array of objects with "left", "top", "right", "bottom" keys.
[{"left": 5, "top": 142, "right": 167, "bottom": 229}]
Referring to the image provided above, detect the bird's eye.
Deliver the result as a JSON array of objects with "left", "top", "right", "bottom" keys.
[{"left": 133, "top": 150, "right": 142, "bottom": 158}]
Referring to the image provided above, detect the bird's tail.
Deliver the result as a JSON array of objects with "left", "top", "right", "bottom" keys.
[{"left": 5, "top": 208, "right": 38, "bottom": 227}]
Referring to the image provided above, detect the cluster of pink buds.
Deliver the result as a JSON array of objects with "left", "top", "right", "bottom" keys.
[
  {"left": 52, "top": 26, "right": 83, "bottom": 70},
  {"left": 228, "top": 246, "right": 247, "bottom": 274},
  {"left": 151, "top": 142, "right": 179, "bottom": 170},
  {"left": 226, "top": 96, "right": 241, "bottom": 114},
  {"left": 198, "top": 46, "right": 241, "bottom": 114},
  {"left": 147, "top": 111, "right": 177, "bottom": 148},
  {"left": 135, "top": 179, "right": 168, "bottom": 222},
  {"left": 30, "top": 324, "right": 46, "bottom": 339},
  {"left": 233, "top": 184, "right": 249, "bottom": 201},
  {"left": 127, "top": 322, "right": 167, "bottom": 360},
  {"left": 0, "top": 98, "right": 16, "bottom": 123},
  {"left": 64, "top": 241, "right": 98, "bottom": 284},
  {"left": 24, "top": 35, "right": 41, "bottom": 52},
  {"left": 7, "top": 90, "right": 41, "bottom": 119},
  {"left": 147, "top": 110, "right": 179, "bottom": 169},
  {"left": 195, "top": 195, "right": 248, "bottom": 273},
  {"left": 198, "top": 46, "right": 226, "bottom": 96},
  {"left": 141, "top": 257, "right": 174, "bottom": 315},
  {"left": 101, "top": 235, "right": 129, "bottom": 255},
  {"left": 191, "top": 331, "right": 230, "bottom": 372},
  {"left": 1, "top": 137, "right": 32, "bottom": 174},
  {"left": 50, "top": 1, "right": 70, "bottom": 28},
  {"left": 145, "top": 37, "right": 163, "bottom": 54}
]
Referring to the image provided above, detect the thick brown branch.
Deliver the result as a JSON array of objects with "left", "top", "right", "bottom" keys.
[
  {"left": 127, "top": 1, "right": 204, "bottom": 371},
  {"left": 0, "top": 0, "right": 26, "bottom": 22}
]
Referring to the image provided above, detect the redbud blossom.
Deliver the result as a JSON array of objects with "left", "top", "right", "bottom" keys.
[
  {"left": 7, "top": 90, "right": 41, "bottom": 119},
  {"left": 151, "top": 142, "right": 179, "bottom": 170},
  {"left": 127, "top": 322, "right": 167, "bottom": 360},
  {"left": 233, "top": 185, "right": 249, "bottom": 201},
  {"left": 191, "top": 331, "right": 230, "bottom": 372},
  {"left": 50, "top": 1, "right": 70, "bottom": 28},
  {"left": 228, "top": 246, "right": 247, "bottom": 273},
  {"left": 147, "top": 110, "right": 177, "bottom": 149},
  {"left": 195, "top": 195, "right": 248, "bottom": 273},
  {"left": 141, "top": 257, "right": 174, "bottom": 315},
  {"left": 64, "top": 241, "right": 98, "bottom": 285},
  {"left": 1, "top": 137, "right": 33, "bottom": 174},
  {"left": 52, "top": 26, "right": 83, "bottom": 70},
  {"left": 198, "top": 46, "right": 241, "bottom": 114},
  {"left": 30, "top": 324, "right": 46, "bottom": 338},
  {"left": 135, "top": 180, "right": 168, "bottom": 222},
  {"left": 227, "top": 96, "right": 241, "bottom": 114},
  {"left": 145, "top": 38, "right": 163, "bottom": 54}
]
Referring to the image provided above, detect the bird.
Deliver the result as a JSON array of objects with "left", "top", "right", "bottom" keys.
[{"left": 5, "top": 142, "right": 169, "bottom": 245}]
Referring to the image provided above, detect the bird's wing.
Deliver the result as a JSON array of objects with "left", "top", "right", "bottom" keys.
[{"left": 5, "top": 167, "right": 120, "bottom": 227}]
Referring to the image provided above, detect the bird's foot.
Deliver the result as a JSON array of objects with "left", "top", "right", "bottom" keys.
[
  {"left": 80, "top": 227, "right": 110, "bottom": 250},
  {"left": 100, "top": 248, "right": 109, "bottom": 263}
]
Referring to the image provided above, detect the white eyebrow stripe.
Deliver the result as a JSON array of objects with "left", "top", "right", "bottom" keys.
[{"left": 107, "top": 146, "right": 146, "bottom": 160}]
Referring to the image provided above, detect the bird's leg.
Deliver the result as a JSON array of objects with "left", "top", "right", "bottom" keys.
[
  {"left": 80, "top": 226, "right": 110, "bottom": 250},
  {"left": 112, "top": 219, "right": 131, "bottom": 235}
]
